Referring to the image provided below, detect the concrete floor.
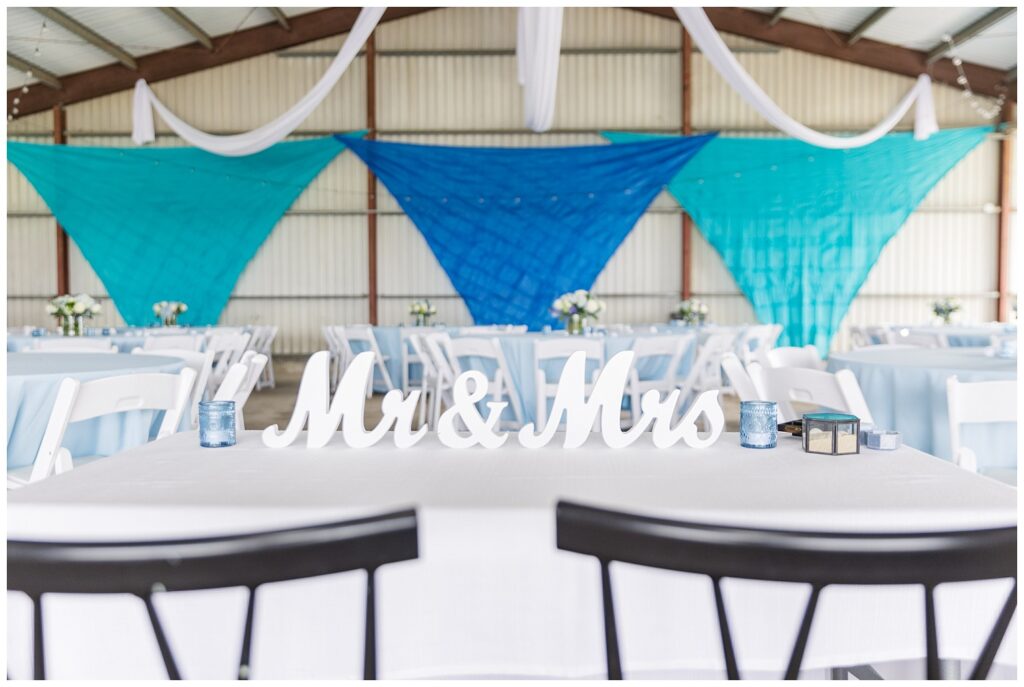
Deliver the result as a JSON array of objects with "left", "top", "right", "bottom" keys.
[{"left": 245, "top": 355, "right": 745, "bottom": 432}]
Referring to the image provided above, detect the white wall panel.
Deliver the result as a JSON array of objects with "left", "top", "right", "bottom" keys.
[{"left": 7, "top": 217, "right": 56, "bottom": 295}]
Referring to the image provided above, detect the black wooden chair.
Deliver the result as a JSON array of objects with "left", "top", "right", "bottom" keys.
[
  {"left": 8, "top": 509, "right": 418, "bottom": 680},
  {"left": 556, "top": 500, "right": 1016, "bottom": 680}
]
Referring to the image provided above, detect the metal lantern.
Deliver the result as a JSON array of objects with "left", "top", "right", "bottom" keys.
[{"left": 802, "top": 412, "right": 860, "bottom": 455}]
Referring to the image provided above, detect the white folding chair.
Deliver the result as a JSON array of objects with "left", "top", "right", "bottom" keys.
[
  {"left": 406, "top": 334, "right": 438, "bottom": 428},
  {"left": 323, "top": 326, "right": 348, "bottom": 393},
  {"left": 339, "top": 325, "right": 394, "bottom": 396},
  {"left": 737, "top": 324, "right": 782, "bottom": 366},
  {"left": 893, "top": 329, "right": 949, "bottom": 348},
  {"left": 676, "top": 332, "right": 739, "bottom": 405},
  {"left": 946, "top": 376, "right": 1017, "bottom": 480},
  {"left": 720, "top": 352, "right": 763, "bottom": 403},
  {"left": 424, "top": 332, "right": 459, "bottom": 428},
  {"left": 850, "top": 325, "right": 895, "bottom": 348},
  {"left": 205, "top": 332, "right": 253, "bottom": 392},
  {"left": 7, "top": 367, "right": 196, "bottom": 487},
  {"left": 533, "top": 338, "right": 605, "bottom": 429},
  {"left": 759, "top": 366, "right": 875, "bottom": 424},
  {"left": 31, "top": 338, "right": 118, "bottom": 353},
  {"left": 142, "top": 334, "right": 203, "bottom": 351},
  {"left": 400, "top": 328, "right": 428, "bottom": 395},
  {"left": 249, "top": 325, "right": 279, "bottom": 390},
  {"left": 626, "top": 334, "right": 694, "bottom": 425},
  {"left": 214, "top": 352, "right": 269, "bottom": 432},
  {"left": 132, "top": 348, "right": 215, "bottom": 429},
  {"left": 765, "top": 345, "right": 825, "bottom": 370},
  {"left": 445, "top": 336, "right": 524, "bottom": 428}
]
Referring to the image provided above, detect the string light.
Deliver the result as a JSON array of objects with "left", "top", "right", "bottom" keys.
[{"left": 941, "top": 33, "right": 1006, "bottom": 121}]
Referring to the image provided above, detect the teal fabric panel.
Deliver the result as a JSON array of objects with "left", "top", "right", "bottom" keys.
[
  {"left": 604, "top": 127, "right": 991, "bottom": 351},
  {"left": 7, "top": 137, "right": 350, "bottom": 325},
  {"left": 341, "top": 134, "right": 715, "bottom": 329}
]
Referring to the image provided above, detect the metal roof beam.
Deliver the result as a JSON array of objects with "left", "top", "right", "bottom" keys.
[
  {"left": 767, "top": 8, "right": 787, "bottom": 27},
  {"left": 159, "top": 8, "right": 214, "bottom": 50},
  {"left": 925, "top": 8, "right": 1016, "bottom": 64},
  {"left": 32, "top": 7, "right": 138, "bottom": 70},
  {"left": 846, "top": 8, "right": 892, "bottom": 46},
  {"left": 7, "top": 53, "right": 62, "bottom": 89},
  {"left": 268, "top": 8, "right": 291, "bottom": 31}
]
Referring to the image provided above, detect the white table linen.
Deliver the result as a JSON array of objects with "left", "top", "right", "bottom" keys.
[{"left": 7, "top": 431, "right": 1016, "bottom": 679}]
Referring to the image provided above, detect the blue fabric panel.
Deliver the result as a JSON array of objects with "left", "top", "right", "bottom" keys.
[
  {"left": 7, "top": 137, "right": 350, "bottom": 325},
  {"left": 603, "top": 128, "right": 991, "bottom": 351},
  {"left": 341, "top": 134, "right": 715, "bottom": 330}
]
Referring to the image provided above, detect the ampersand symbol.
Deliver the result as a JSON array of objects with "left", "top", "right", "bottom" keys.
[{"left": 437, "top": 370, "right": 508, "bottom": 448}]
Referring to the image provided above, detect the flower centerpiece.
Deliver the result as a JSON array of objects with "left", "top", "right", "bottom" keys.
[
  {"left": 932, "top": 298, "right": 961, "bottom": 325},
  {"left": 551, "top": 289, "right": 605, "bottom": 335},
  {"left": 674, "top": 298, "right": 709, "bottom": 325},
  {"left": 46, "top": 294, "right": 102, "bottom": 336},
  {"left": 409, "top": 299, "right": 438, "bottom": 327},
  {"left": 153, "top": 300, "right": 188, "bottom": 327}
]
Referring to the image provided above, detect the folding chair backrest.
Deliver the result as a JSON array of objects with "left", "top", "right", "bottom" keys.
[
  {"left": 30, "top": 368, "right": 196, "bottom": 482},
  {"left": 720, "top": 353, "right": 762, "bottom": 402},
  {"left": 761, "top": 366, "right": 874, "bottom": 424},
  {"left": 893, "top": 329, "right": 948, "bottom": 348},
  {"left": 947, "top": 376, "right": 1017, "bottom": 471},
  {"left": 132, "top": 348, "right": 215, "bottom": 428},
  {"left": 765, "top": 345, "right": 823, "bottom": 370}
]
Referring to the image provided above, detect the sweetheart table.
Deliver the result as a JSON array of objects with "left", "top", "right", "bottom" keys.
[
  {"left": 6, "top": 353, "right": 185, "bottom": 469},
  {"left": 7, "top": 431, "right": 1016, "bottom": 679}
]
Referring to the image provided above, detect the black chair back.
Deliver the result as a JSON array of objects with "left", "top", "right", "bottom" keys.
[
  {"left": 556, "top": 500, "right": 1016, "bottom": 680},
  {"left": 9, "top": 509, "right": 418, "bottom": 680}
]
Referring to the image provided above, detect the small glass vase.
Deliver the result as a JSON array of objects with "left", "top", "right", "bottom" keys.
[
  {"left": 414, "top": 314, "right": 432, "bottom": 327},
  {"left": 566, "top": 314, "right": 586, "bottom": 335},
  {"left": 59, "top": 315, "right": 84, "bottom": 337}
]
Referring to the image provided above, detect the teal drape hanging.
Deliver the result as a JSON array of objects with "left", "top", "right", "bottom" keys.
[
  {"left": 8, "top": 137, "right": 351, "bottom": 325},
  {"left": 604, "top": 127, "right": 991, "bottom": 351}
]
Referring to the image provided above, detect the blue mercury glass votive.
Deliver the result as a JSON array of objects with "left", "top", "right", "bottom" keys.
[
  {"left": 199, "top": 400, "right": 237, "bottom": 448},
  {"left": 740, "top": 400, "right": 777, "bottom": 449}
]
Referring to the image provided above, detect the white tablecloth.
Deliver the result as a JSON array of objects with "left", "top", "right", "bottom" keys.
[
  {"left": 7, "top": 432, "right": 1016, "bottom": 679},
  {"left": 828, "top": 348, "right": 1017, "bottom": 472}
]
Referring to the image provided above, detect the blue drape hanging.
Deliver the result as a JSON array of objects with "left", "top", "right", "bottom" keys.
[
  {"left": 8, "top": 137, "right": 351, "bottom": 325},
  {"left": 342, "top": 134, "right": 715, "bottom": 329},
  {"left": 605, "top": 127, "right": 991, "bottom": 351}
]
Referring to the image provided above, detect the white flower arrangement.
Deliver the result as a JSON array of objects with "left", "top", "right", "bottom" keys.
[
  {"left": 154, "top": 300, "right": 188, "bottom": 326},
  {"left": 931, "top": 298, "right": 960, "bottom": 325},
  {"left": 409, "top": 299, "right": 437, "bottom": 326},
  {"left": 47, "top": 293, "right": 101, "bottom": 320},
  {"left": 674, "top": 298, "right": 709, "bottom": 325},
  {"left": 47, "top": 294, "right": 101, "bottom": 335},
  {"left": 551, "top": 289, "right": 605, "bottom": 334}
]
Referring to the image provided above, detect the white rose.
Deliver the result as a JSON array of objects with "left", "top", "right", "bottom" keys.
[
  {"left": 90, "top": 303, "right": 102, "bottom": 314},
  {"left": 179, "top": 303, "right": 188, "bottom": 313},
  {"left": 72, "top": 302, "right": 87, "bottom": 314},
  {"left": 46, "top": 304, "right": 58, "bottom": 315}
]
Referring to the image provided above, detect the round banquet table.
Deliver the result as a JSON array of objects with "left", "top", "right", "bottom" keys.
[
  {"left": 6, "top": 352, "right": 185, "bottom": 469},
  {"left": 367, "top": 326, "right": 710, "bottom": 423},
  {"left": 7, "top": 326, "right": 215, "bottom": 353},
  {"left": 827, "top": 348, "right": 1016, "bottom": 471},
  {"left": 891, "top": 324, "right": 1017, "bottom": 348}
]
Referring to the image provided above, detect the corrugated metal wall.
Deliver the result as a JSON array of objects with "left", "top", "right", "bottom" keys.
[{"left": 6, "top": 7, "right": 1014, "bottom": 353}]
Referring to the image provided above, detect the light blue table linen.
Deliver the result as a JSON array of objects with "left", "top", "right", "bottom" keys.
[
  {"left": 828, "top": 348, "right": 1016, "bottom": 470},
  {"left": 7, "top": 352, "right": 185, "bottom": 469},
  {"left": 8, "top": 327, "right": 216, "bottom": 353}
]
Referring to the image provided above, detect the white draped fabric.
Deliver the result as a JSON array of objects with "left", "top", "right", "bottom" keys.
[
  {"left": 131, "top": 7, "right": 385, "bottom": 156},
  {"left": 674, "top": 7, "right": 938, "bottom": 148},
  {"left": 517, "top": 7, "right": 563, "bottom": 133}
]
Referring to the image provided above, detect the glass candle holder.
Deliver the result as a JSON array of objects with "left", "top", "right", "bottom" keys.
[
  {"left": 802, "top": 412, "right": 860, "bottom": 455},
  {"left": 740, "top": 401, "right": 777, "bottom": 449},
  {"left": 199, "top": 400, "right": 236, "bottom": 448}
]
